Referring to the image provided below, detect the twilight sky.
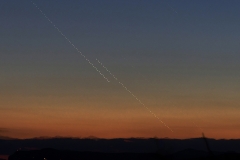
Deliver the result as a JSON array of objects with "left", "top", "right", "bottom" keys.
[{"left": 0, "top": 0, "right": 240, "bottom": 139}]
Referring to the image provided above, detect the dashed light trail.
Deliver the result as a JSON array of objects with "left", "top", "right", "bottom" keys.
[
  {"left": 31, "top": 1, "right": 110, "bottom": 83},
  {"left": 96, "top": 59, "right": 173, "bottom": 132},
  {"left": 31, "top": 1, "right": 173, "bottom": 132}
]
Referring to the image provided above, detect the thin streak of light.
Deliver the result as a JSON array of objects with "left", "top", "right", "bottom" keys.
[
  {"left": 193, "top": 122, "right": 203, "bottom": 132},
  {"left": 177, "top": 106, "right": 204, "bottom": 133},
  {"left": 168, "top": 4, "right": 178, "bottom": 14},
  {"left": 31, "top": 1, "right": 110, "bottom": 83},
  {"left": 31, "top": 0, "right": 172, "bottom": 132},
  {"left": 96, "top": 59, "right": 118, "bottom": 80},
  {"left": 166, "top": 1, "right": 178, "bottom": 14},
  {"left": 96, "top": 59, "right": 173, "bottom": 132},
  {"left": 165, "top": 100, "right": 204, "bottom": 134}
]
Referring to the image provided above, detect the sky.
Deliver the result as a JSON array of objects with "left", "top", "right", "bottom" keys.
[{"left": 0, "top": 0, "right": 240, "bottom": 139}]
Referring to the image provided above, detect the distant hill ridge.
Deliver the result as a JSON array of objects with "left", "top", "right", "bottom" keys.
[
  {"left": 8, "top": 148, "right": 240, "bottom": 160},
  {"left": 1, "top": 137, "right": 239, "bottom": 156}
]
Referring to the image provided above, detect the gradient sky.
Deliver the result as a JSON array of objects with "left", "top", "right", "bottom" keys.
[{"left": 0, "top": 0, "right": 240, "bottom": 139}]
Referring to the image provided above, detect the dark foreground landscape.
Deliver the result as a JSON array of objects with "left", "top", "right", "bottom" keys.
[
  {"left": 8, "top": 148, "right": 240, "bottom": 160},
  {"left": 1, "top": 137, "right": 240, "bottom": 160}
]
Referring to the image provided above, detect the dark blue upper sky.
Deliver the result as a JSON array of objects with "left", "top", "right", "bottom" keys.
[
  {"left": 2, "top": 0, "right": 240, "bottom": 67},
  {"left": 0, "top": 0, "right": 240, "bottom": 138}
]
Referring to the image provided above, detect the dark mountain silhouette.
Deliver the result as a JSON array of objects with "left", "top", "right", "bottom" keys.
[
  {"left": 1, "top": 137, "right": 240, "bottom": 160},
  {"left": 0, "top": 136, "right": 16, "bottom": 140},
  {"left": 8, "top": 148, "right": 240, "bottom": 160},
  {"left": 8, "top": 149, "right": 160, "bottom": 160}
]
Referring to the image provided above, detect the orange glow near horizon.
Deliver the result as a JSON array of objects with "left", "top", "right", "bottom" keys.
[
  {"left": 1, "top": 96, "right": 239, "bottom": 139},
  {"left": 1, "top": 0, "right": 240, "bottom": 142}
]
